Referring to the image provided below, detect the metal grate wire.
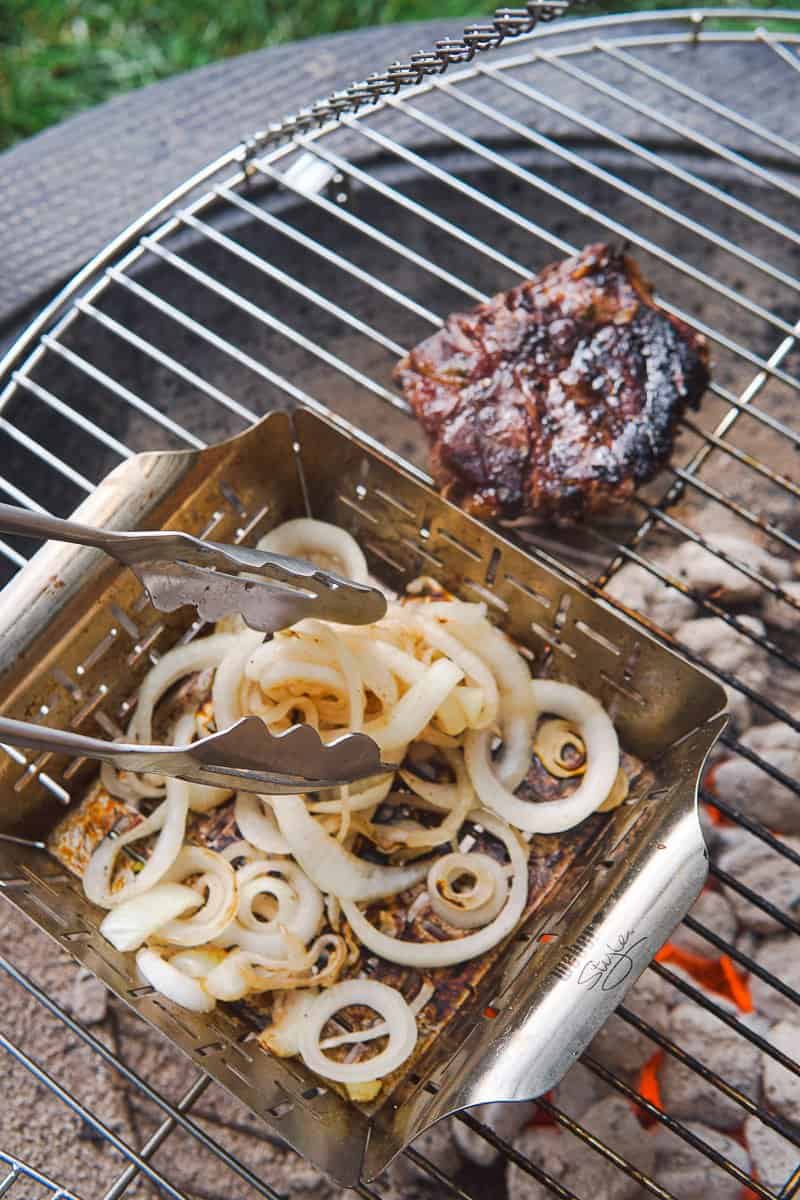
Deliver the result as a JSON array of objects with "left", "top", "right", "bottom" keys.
[{"left": 0, "top": 8, "right": 799, "bottom": 1198}]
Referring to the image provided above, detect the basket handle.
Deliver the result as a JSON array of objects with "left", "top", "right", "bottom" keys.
[{"left": 253, "top": 1, "right": 582, "bottom": 150}]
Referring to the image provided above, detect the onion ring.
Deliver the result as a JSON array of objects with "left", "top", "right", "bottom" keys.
[
  {"left": 212, "top": 628, "right": 264, "bottom": 730},
  {"left": 365, "top": 658, "right": 463, "bottom": 753},
  {"left": 257, "top": 518, "right": 369, "bottom": 583},
  {"left": 127, "top": 634, "right": 237, "bottom": 744},
  {"left": 213, "top": 859, "right": 323, "bottom": 955},
  {"left": 83, "top": 778, "right": 188, "bottom": 908},
  {"left": 446, "top": 620, "right": 536, "bottom": 791},
  {"left": 465, "top": 681, "right": 619, "bottom": 833},
  {"left": 157, "top": 847, "right": 238, "bottom": 946},
  {"left": 427, "top": 852, "right": 508, "bottom": 930},
  {"left": 297, "top": 980, "right": 418, "bottom": 1083},
  {"left": 340, "top": 809, "right": 527, "bottom": 967}
]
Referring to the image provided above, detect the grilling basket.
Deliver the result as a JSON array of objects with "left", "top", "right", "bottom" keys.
[{"left": 0, "top": 405, "right": 726, "bottom": 1184}]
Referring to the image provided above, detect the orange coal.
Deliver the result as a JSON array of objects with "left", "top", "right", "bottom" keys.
[
  {"left": 655, "top": 943, "right": 752, "bottom": 1013},
  {"left": 634, "top": 1050, "right": 664, "bottom": 1125}
]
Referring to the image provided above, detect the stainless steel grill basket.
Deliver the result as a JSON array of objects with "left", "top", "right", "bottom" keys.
[{"left": 0, "top": 405, "right": 726, "bottom": 1184}]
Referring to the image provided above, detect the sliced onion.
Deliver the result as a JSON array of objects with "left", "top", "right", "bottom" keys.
[
  {"left": 234, "top": 791, "right": 289, "bottom": 854},
  {"left": 212, "top": 628, "right": 265, "bottom": 730},
  {"left": 348, "top": 644, "right": 398, "bottom": 710},
  {"left": 273, "top": 794, "right": 430, "bottom": 901},
  {"left": 365, "top": 658, "right": 463, "bottom": 753},
  {"left": 399, "top": 769, "right": 462, "bottom": 812},
  {"left": 157, "top": 847, "right": 237, "bottom": 946},
  {"left": 408, "top": 614, "right": 498, "bottom": 728},
  {"left": 340, "top": 809, "right": 528, "bottom": 967},
  {"left": 295, "top": 621, "right": 364, "bottom": 732},
  {"left": 260, "top": 988, "right": 319, "bottom": 1057},
  {"left": 257, "top": 519, "right": 369, "bottom": 583},
  {"left": 533, "top": 718, "right": 586, "bottom": 779},
  {"left": 447, "top": 620, "right": 535, "bottom": 790},
  {"left": 220, "top": 839, "right": 267, "bottom": 866},
  {"left": 127, "top": 634, "right": 238, "bottom": 744},
  {"left": 358, "top": 756, "right": 473, "bottom": 850},
  {"left": 205, "top": 933, "right": 345, "bottom": 1000},
  {"left": 297, "top": 980, "right": 417, "bottom": 1084},
  {"left": 309, "top": 776, "right": 393, "bottom": 816},
  {"left": 171, "top": 711, "right": 231, "bottom": 813},
  {"left": 83, "top": 778, "right": 188, "bottom": 908},
  {"left": 135, "top": 947, "right": 215, "bottom": 1013},
  {"left": 247, "top": 654, "right": 345, "bottom": 696},
  {"left": 427, "top": 852, "right": 508, "bottom": 930},
  {"left": 168, "top": 947, "right": 227, "bottom": 977},
  {"left": 319, "top": 979, "right": 434, "bottom": 1050},
  {"left": 100, "top": 883, "right": 201, "bottom": 951},
  {"left": 213, "top": 859, "right": 322, "bottom": 955},
  {"left": 465, "top": 681, "right": 619, "bottom": 834}
]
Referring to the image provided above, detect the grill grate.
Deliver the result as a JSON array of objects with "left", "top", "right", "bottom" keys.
[
  {"left": 0, "top": 1148, "right": 80, "bottom": 1200},
  {"left": 0, "top": 8, "right": 799, "bottom": 1198}
]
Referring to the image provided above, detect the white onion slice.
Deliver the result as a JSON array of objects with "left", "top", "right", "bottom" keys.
[
  {"left": 309, "top": 776, "right": 393, "bottom": 816},
  {"left": 220, "top": 839, "right": 266, "bottom": 866},
  {"left": 399, "top": 770, "right": 462, "bottom": 812},
  {"left": 205, "top": 932, "right": 345, "bottom": 1000},
  {"left": 465, "top": 681, "right": 619, "bottom": 834},
  {"left": 83, "top": 778, "right": 188, "bottom": 908},
  {"left": 212, "top": 628, "right": 265, "bottom": 730},
  {"left": 127, "top": 634, "right": 237, "bottom": 744},
  {"left": 295, "top": 620, "right": 364, "bottom": 732},
  {"left": 298, "top": 980, "right": 417, "bottom": 1084},
  {"left": 360, "top": 755, "right": 473, "bottom": 849},
  {"left": 409, "top": 614, "right": 498, "bottom": 728},
  {"left": 157, "top": 847, "right": 237, "bottom": 946},
  {"left": 447, "top": 620, "right": 535, "bottom": 791},
  {"left": 319, "top": 979, "right": 434, "bottom": 1050},
  {"left": 427, "top": 852, "right": 508, "bottom": 930},
  {"left": 213, "top": 859, "right": 322, "bottom": 955},
  {"left": 171, "top": 711, "right": 231, "bottom": 814},
  {"left": 273, "top": 794, "right": 429, "bottom": 901},
  {"left": 257, "top": 519, "right": 368, "bottom": 583},
  {"left": 168, "top": 947, "right": 227, "bottom": 977},
  {"left": 136, "top": 947, "right": 216, "bottom": 1013},
  {"left": 99, "top": 883, "right": 201, "bottom": 951},
  {"left": 261, "top": 988, "right": 319, "bottom": 1057},
  {"left": 340, "top": 809, "right": 527, "bottom": 967},
  {"left": 234, "top": 791, "right": 289, "bottom": 854},
  {"left": 366, "top": 658, "right": 463, "bottom": 753}
]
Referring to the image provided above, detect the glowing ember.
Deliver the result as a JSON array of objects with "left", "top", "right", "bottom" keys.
[
  {"left": 655, "top": 943, "right": 752, "bottom": 1013},
  {"left": 634, "top": 1050, "right": 664, "bottom": 1125}
]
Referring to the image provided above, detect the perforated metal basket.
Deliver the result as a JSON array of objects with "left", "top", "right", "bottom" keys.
[{"left": 0, "top": 405, "right": 726, "bottom": 1184}]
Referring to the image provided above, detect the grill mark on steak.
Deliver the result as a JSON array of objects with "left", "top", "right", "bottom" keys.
[{"left": 395, "top": 244, "right": 710, "bottom": 521}]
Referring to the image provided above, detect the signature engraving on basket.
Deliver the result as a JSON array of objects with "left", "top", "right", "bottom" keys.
[
  {"left": 576, "top": 930, "right": 648, "bottom": 992},
  {"left": 551, "top": 925, "right": 647, "bottom": 991}
]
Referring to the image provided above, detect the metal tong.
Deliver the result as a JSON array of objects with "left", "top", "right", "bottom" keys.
[
  {"left": 0, "top": 503, "right": 392, "bottom": 791},
  {"left": 0, "top": 715, "right": 394, "bottom": 794},
  {"left": 0, "top": 503, "right": 387, "bottom": 631}
]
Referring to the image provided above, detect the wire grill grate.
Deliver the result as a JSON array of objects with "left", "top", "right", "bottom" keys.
[{"left": 0, "top": 8, "right": 799, "bottom": 1199}]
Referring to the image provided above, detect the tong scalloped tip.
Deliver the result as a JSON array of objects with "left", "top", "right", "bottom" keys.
[{"left": 0, "top": 503, "right": 387, "bottom": 631}]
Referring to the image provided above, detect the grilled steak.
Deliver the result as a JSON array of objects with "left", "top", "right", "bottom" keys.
[{"left": 394, "top": 243, "right": 710, "bottom": 521}]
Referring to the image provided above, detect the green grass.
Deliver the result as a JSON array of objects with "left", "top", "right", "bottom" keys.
[{"left": 1, "top": 0, "right": 799, "bottom": 151}]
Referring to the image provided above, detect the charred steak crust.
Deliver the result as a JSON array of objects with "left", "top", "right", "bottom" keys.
[{"left": 394, "top": 244, "right": 710, "bottom": 521}]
